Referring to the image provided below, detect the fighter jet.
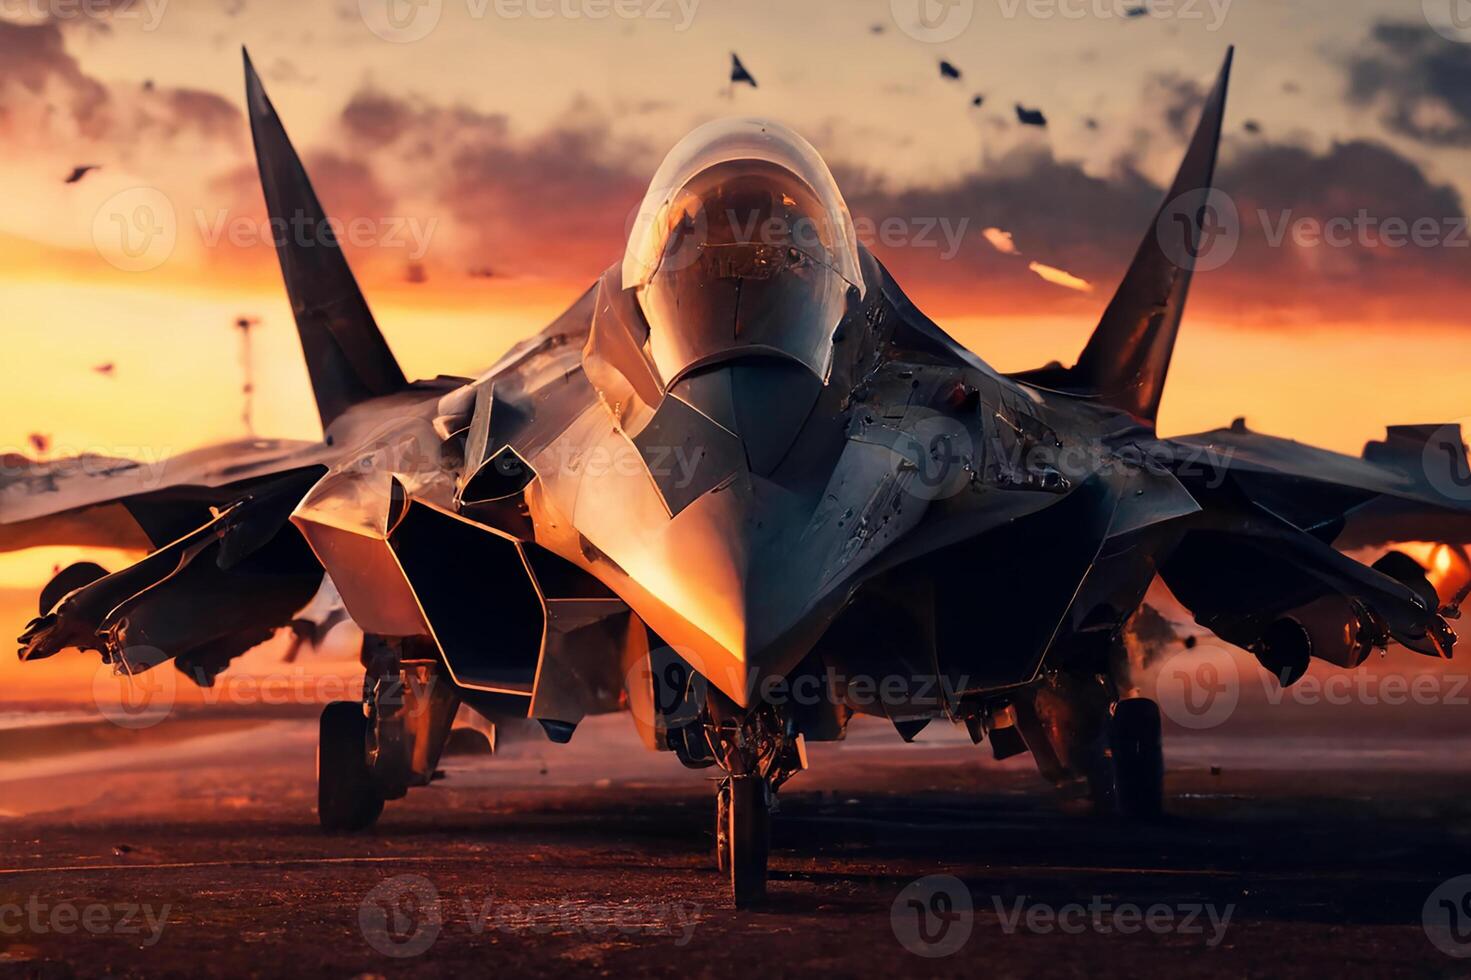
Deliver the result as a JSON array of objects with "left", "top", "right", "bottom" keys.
[{"left": 7, "top": 48, "right": 1470, "bottom": 906}]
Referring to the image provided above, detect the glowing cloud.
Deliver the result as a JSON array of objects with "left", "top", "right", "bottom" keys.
[
  {"left": 981, "top": 227, "right": 1019, "bottom": 254},
  {"left": 1027, "top": 261, "right": 1093, "bottom": 292}
]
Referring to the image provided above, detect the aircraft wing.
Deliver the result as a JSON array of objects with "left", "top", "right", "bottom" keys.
[
  {"left": 0, "top": 437, "right": 332, "bottom": 554},
  {"left": 1153, "top": 420, "right": 1471, "bottom": 548}
]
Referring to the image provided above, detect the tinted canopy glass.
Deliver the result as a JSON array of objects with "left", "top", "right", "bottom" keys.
[{"left": 623, "top": 119, "right": 864, "bottom": 386}]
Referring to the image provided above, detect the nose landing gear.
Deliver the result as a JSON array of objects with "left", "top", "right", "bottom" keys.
[
  {"left": 716, "top": 774, "right": 771, "bottom": 906},
  {"left": 703, "top": 705, "right": 806, "bottom": 908}
]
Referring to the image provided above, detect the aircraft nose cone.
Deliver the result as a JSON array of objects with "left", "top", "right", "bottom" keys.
[{"left": 652, "top": 477, "right": 818, "bottom": 706}]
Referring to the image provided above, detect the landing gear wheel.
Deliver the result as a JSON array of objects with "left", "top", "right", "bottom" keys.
[
  {"left": 726, "top": 776, "right": 770, "bottom": 908},
  {"left": 1110, "top": 697, "right": 1164, "bottom": 819},
  {"left": 715, "top": 780, "right": 731, "bottom": 872},
  {"left": 318, "top": 701, "right": 384, "bottom": 832}
]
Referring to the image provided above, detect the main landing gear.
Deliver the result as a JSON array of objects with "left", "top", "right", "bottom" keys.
[
  {"left": 1009, "top": 670, "right": 1166, "bottom": 819},
  {"left": 317, "top": 700, "right": 383, "bottom": 831},
  {"left": 1108, "top": 696, "right": 1165, "bottom": 819},
  {"left": 316, "top": 636, "right": 460, "bottom": 833}
]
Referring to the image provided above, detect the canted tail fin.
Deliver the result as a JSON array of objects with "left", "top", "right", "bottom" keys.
[
  {"left": 1022, "top": 48, "right": 1233, "bottom": 428},
  {"left": 243, "top": 48, "right": 407, "bottom": 430}
]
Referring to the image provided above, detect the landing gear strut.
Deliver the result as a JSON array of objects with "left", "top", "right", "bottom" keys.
[
  {"left": 1012, "top": 670, "right": 1166, "bottom": 819},
  {"left": 316, "top": 635, "right": 460, "bottom": 832},
  {"left": 714, "top": 779, "right": 730, "bottom": 873},
  {"left": 703, "top": 703, "right": 804, "bottom": 907}
]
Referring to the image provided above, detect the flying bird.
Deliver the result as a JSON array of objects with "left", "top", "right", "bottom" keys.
[
  {"left": 1243, "top": 119, "right": 1262, "bottom": 134},
  {"left": 971, "top": 94, "right": 985, "bottom": 107},
  {"left": 1016, "top": 104, "right": 1047, "bottom": 126},
  {"left": 939, "top": 60, "right": 962, "bottom": 81},
  {"left": 1084, "top": 116, "right": 1100, "bottom": 130},
  {"left": 64, "top": 165, "right": 99, "bottom": 184},
  {"left": 26, "top": 433, "right": 50, "bottom": 455},
  {"left": 729, "top": 53, "right": 757, "bottom": 88},
  {"left": 92, "top": 363, "right": 115, "bottom": 377}
]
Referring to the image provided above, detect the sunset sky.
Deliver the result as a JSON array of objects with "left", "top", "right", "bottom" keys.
[{"left": 3, "top": 0, "right": 1471, "bottom": 591}]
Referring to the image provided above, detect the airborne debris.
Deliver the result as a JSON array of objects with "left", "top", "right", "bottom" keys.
[
  {"left": 729, "top": 52, "right": 757, "bottom": 88},
  {"left": 1016, "top": 104, "right": 1047, "bottom": 126}
]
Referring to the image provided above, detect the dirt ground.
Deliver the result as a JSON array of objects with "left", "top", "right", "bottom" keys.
[{"left": 0, "top": 710, "right": 1468, "bottom": 979}]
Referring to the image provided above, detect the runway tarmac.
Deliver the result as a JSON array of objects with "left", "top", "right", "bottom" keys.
[{"left": 0, "top": 711, "right": 1469, "bottom": 978}]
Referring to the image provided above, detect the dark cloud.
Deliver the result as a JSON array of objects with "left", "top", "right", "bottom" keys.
[
  {"left": 838, "top": 133, "right": 1470, "bottom": 323},
  {"left": 0, "top": 19, "right": 242, "bottom": 151},
  {"left": 1348, "top": 21, "right": 1471, "bottom": 147},
  {"left": 0, "top": 19, "right": 108, "bottom": 137},
  {"left": 335, "top": 88, "right": 649, "bottom": 279},
  {"left": 1145, "top": 71, "right": 1206, "bottom": 140},
  {"left": 317, "top": 77, "right": 1471, "bottom": 324},
  {"left": 1209, "top": 138, "right": 1469, "bottom": 321},
  {"left": 836, "top": 146, "right": 1161, "bottom": 315}
]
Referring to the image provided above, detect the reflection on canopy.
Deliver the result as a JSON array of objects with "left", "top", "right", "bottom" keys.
[{"left": 622, "top": 119, "right": 864, "bottom": 386}]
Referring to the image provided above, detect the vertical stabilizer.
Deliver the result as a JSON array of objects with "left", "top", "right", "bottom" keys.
[
  {"left": 244, "top": 48, "right": 406, "bottom": 430},
  {"left": 1067, "top": 47, "right": 1233, "bottom": 427}
]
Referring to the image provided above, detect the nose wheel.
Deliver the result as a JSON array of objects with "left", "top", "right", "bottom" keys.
[{"left": 718, "top": 775, "right": 770, "bottom": 908}]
